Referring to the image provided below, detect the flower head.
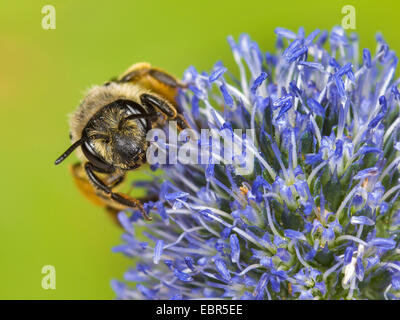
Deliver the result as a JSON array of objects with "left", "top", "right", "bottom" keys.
[{"left": 112, "top": 26, "right": 400, "bottom": 300}]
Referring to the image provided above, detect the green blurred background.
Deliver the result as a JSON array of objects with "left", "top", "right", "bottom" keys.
[{"left": 0, "top": 0, "right": 398, "bottom": 299}]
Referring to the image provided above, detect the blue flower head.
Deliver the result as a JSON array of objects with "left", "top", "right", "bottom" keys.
[{"left": 112, "top": 27, "right": 400, "bottom": 300}]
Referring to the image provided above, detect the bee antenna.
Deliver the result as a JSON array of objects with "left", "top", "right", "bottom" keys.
[{"left": 54, "top": 139, "right": 82, "bottom": 165}]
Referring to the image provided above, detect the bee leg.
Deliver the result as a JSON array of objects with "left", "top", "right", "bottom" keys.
[
  {"left": 175, "top": 114, "right": 190, "bottom": 130},
  {"left": 84, "top": 162, "right": 152, "bottom": 221},
  {"left": 118, "top": 63, "right": 152, "bottom": 83},
  {"left": 147, "top": 68, "right": 187, "bottom": 89},
  {"left": 106, "top": 173, "right": 125, "bottom": 189},
  {"left": 140, "top": 94, "right": 190, "bottom": 130},
  {"left": 70, "top": 162, "right": 106, "bottom": 208},
  {"left": 119, "top": 62, "right": 186, "bottom": 89},
  {"left": 118, "top": 63, "right": 186, "bottom": 104},
  {"left": 140, "top": 93, "right": 177, "bottom": 117},
  {"left": 110, "top": 193, "right": 152, "bottom": 221}
]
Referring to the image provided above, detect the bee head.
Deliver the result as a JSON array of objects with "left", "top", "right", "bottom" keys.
[{"left": 55, "top": 99, "right": 151, "bottom": 171}]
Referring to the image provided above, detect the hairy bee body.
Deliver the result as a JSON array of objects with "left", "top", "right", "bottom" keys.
[
  {"left": 70, "top": 83, "right": 145, "bottom": 162},
  {"left": 56, "top": 62, "right": 189, "bottom": 221}
]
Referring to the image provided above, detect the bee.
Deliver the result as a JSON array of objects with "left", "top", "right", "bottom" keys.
[{"left": 55, "top": 62, "right": 189, "bottom": 221}]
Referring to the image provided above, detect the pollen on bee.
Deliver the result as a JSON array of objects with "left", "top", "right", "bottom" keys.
[
  {"left": 315, "top": 206, "right": 322, "bottom": 221},
  {"left": 239, "top": 185, "right": 249, "bottom": 196},
  {"left": 288, "top": 282, "right": 292, "bottom": 295},
  {"left": 362, "top": 177, "right": 369, "bottom": 188}
]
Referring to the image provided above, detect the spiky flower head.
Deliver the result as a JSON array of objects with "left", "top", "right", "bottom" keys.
[{"left": 112, "top": 26, "right": 400, "bottom": 300}]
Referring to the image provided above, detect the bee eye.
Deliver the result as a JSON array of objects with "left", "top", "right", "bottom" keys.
[{"left": 81, "top": 140, "right": 113, "bottom": 172}]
